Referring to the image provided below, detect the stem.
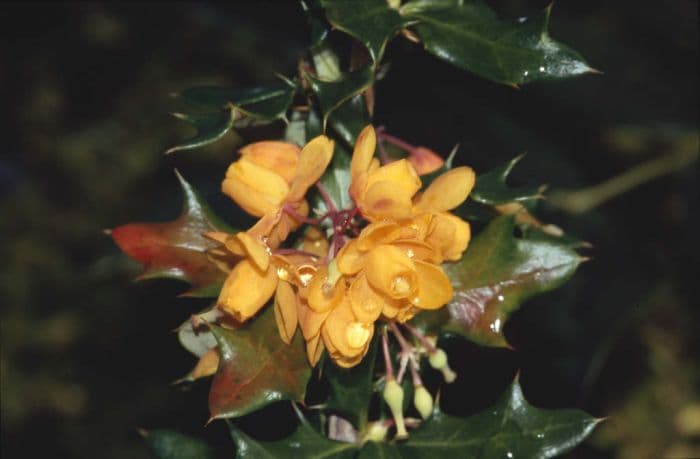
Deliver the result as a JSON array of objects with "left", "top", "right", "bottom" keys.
[
  {"left": 283, "top": 203, "right": 322, "bottom": 225},
  {"left": 382, "top": 328, "right": 394, "bottom": 380},
  {"left": 549, "top": 140, "right": 699, "bottom": 214},
  {"left": 404, "top": 323, "right": 437, "bottom": 354},
  {"left": 396, "top": 352, "right": 409, "bottom": 384},
  {"left": 316, "top": 182, "right": 337, "bottom": 212},
  {"left": 378, "top": 132, "right": 417, "bottom": 154},
  {"left": 389, "top": 322, "right": 413, "bottom": 353}
]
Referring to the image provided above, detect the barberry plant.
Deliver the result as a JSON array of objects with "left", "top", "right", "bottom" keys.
[{"left": 112, "top": 1, "right": 603, "bottom": 457}]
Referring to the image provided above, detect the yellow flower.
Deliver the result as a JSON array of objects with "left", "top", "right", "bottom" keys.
[
  {"left": 213, "top": 134, "right": 334, "bottom": 322},
  {"left": 222, "top": 135, "right": 334, "bottom": 247}
]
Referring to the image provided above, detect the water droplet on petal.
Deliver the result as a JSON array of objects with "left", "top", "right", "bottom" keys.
[
  {"left": 276, "top": 267, "right": 289, "bottom": 281},
  {"left": 406, "top": 249, "right": 415, "bottom": 258},
  {"left": 490, "top": 318, "right": 502, "bottom": 333},
  {"left": 497, "top": 294, "right": 504, "bottom": 302}
]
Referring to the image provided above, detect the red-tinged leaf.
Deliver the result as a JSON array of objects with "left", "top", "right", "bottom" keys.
[
  {"left": 208, "top": 307, "right": 311, "bottom": 420},
  {"left": 412, "top": 215, "right": 583, "bottom": 347},
  {"left": 110, "top": 171, "right": 233, "bottom": 297}
]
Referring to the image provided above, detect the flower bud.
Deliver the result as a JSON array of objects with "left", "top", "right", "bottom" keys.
[
  {"left": 383, "top": 378, "right": 408, "bottom": 439},
  {"left": 413, "top": 385, "right": 433, "bottom": 420},
  {"left": 363, "top": 421, "right": 389, "bottom": 443},
  {"left": 428, "top": 348, "right": 457, "bottom": 383}
]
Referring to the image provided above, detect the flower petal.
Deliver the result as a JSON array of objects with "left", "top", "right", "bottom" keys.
[
  {"left": 363, "top": 180, "right": 414, "bottom": 221},
  {"left": 414, "top": 166, "right": 475, "bottom": 213},
  {"left": 336, "top": 240, "right": 365, "bottom": 275},
  {"left": 440, "top": 213, "right": 471, "bottom": 261},
  {"left": 364, "top": 244, "right": 417, "bottom": 299},
  {"left": 408, "top": 146, "right": 444, "bottom": 175},
  {"left": 349, "top": 273, "right": 386, "bottom": 323},
  {"left": 350, "top": 125, "right": 376, "bottom": 180},
  {"left": 307, "top": 266, "right": 345, "bottom": 313},
  {"left": 297, "top": 301, "right": 330, "bottom": 340},
  {"left": 410, "top": 260, "right": 453, "bottom": 311},
  {"left": 217, "top": 259, "right": 277, "bottom": 321},
  {"left": 322, "top": 297, "right": 372, "bottom": 359},
  {"left": 274, "top": 280, "right": 298, "bottom": 344},
  {"left": 288, "top": 135, "right": 334, "bottom": 202},
  {"left": 190, "top": 348, "right": 219, "bottom": 380},
  {"left": 231, "top": 231, "right": 270, "bottom": 271},
  {"left": 305, "top": 333, "right": 325, "bottom": 367},
  {"left": 365, "top": 159, "right": 421, "bottom": 198},
  {"left": 240, "top": 141, "right": 301, "bottom": 184},
  {"left": 222, "top": 158, "right": 290, "bottom": 217},
  {"left": 357, "top": 221, "right": 401, "bottom": 251}
]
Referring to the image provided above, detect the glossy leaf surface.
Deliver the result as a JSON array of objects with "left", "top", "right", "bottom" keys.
[
  {"left": 470, "top": 155, "right": 542, "bottom": 205},
  {"left": 166, "top": 109, "right": 236, "bottom": 154},
  {"left": 401, "top": 1, "right": 593, "bottom": 85},
  {"left": 413, "top": 215, "right": 582, "bottom": 347},
  {"left": 110, "top": 171, "right": 231, "bottom": 297},
  {"left": 357, "top": 380, "right": 600, "bottom": 458},
  {"left": 229, "top": 412, "right": 356, "bottom": 459},
  {"left": 144, "top": 430, "right": 216, "bottom": 459},
  {"left": 208, "top": 308, "right": 311, "bottom": 420},
  {"left": 180, "top": 80, "right": 296, "bottom": 119},
  {"left": 305, "top": 66, "right": 374, "bottom": 126},
  {"left": 322, "top": 0, "right": 411, "bottom": 62},
  {"left": 324, "top": 338, "right": 378, "bottom": 430}
]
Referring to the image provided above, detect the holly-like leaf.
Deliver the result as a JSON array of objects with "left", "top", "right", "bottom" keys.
[
  {"left": 208, "top": 308, "right": 311, "bottom": 420},
  {"left": 328, "top": 94, "right": 371, "bottom": 148},
  {"left": 321, "top": 0, "right": 413, "bottom": 63},
  {"left": 305, "top": 66, "right": 374, "bottom": 127},
  {"left": 143, "top": 429, "right": 217, "bottom": 459},
  {"left": 110, "top": 171, "right": 232, "bottom": 297},
  {"left": 301, "top": 0, "right": 330, "bottom": 49},
  {"left": 228, "top": 409, "right": 356, "bottom": 459},
  {"left": 180, "top": 80, "right": 297, "bottom": 120},
  {"left": 166, "top": 109, "right": 236, "bottom": 155},
  {"left": 470, "top": 155, "right": 542, "bottom": 205},
  {"left": 357, "top": 380, "right": 601, "bottom": 458},
  {"left": 401, "top": 1, "right": 593, "bottom": 86},
  {"left": 324, "top": 338, "right": 378, "bottom": 430},
  {"left": 412, "top": 215, "right": 582, "bottom": 347}
]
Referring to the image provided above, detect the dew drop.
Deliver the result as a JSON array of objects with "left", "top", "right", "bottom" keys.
[
  {"left": 523, "top": 70, "right": 529, "bottom": 77},
  {"left": 507, "top": 453, "right": 514, "bottom": 459},
  {"left": 536, "top": 433, "right": 544, "bottom": 439},
  {"left": 497, "top": 294, "right": 504, "bottom": 302},
  {"left": 276, "top": 267, "right": 289, "bottom": 281},
  {"left": 490, "top": 318, "right": 502, "bottom": 333},
  {"left": 538, "top": 66, "right": 545, "bottom": 72},
  {"left": 406, "top": 249, "right": 415, "bottom": 259}
]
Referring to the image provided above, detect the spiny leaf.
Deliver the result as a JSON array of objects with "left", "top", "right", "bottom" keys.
[
  {"left": 305, "top": 66, "right": 374, "bottom": 128},
  {"left": 412, "top": 215, "right": 582, "bottom": 347},
  {"left": 208, "top": 308, "right": 311, "bottom": 420},
  {"left": 401, "top": 0, "right": 594, "bottom": 86},
  {"left": 358, "top": 380, "right": 601, "bottom": 458},
  {"left": 321, "top": 0, "right": 413, "bottom": 63},
  {"left": 301, "top": 0, "right": 330, "bottom": 49},
  {"left": 110, "top": 171, "right": 232, "bottom": 297},
  {"left": 180, "top": 80, "right": 297, "bottom": 120},
  {"left": 324, "top": 337, "right": 378, "bottom": 430},
  {"left": 470, "top": 155, "right": 542, "bottom": 205},
  {"left": 166, "top": 108, "right": 236, "bottom": 155},
  {"left": 143, "top": 429, "right": 217, "bottom": 459}
]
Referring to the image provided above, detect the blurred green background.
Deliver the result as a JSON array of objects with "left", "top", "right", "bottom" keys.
[{"left": 1, "top": 2, "right": 697, "bottom": 458}]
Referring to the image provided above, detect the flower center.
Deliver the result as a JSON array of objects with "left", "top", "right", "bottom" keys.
[{"left": 392, "top": 275, "right": 412, "bottom": 297}]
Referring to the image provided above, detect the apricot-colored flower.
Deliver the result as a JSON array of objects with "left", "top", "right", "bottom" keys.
[{"left": 222, "top": 135, "right": 334, "bottom": 247}]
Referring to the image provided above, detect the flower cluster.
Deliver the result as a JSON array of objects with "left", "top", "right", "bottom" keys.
[{"left": 209, "top": 125, "right": 475, "bottom": 368}]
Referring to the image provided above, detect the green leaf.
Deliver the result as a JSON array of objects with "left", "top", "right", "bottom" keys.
[
  {"left": 401, "top": 1, "right": 593, "bottom": 85},
  {"left": 470, "top": 155, "right": 542, "bottom": 205},
  {"left": 305, "top": 66, "right": 374, "bottom": 127},
  {"left": 311, "top": 94, "right": 371, "bottom": 213},
  {"left": 412, "top": 215, "right": 582, "bottom": 347},
  {"left": 144, "top": 429, "right": 217, "bottom": 459},
  {"left": 321, "top": 0, "right": 412, "bottom": 63},
  {"left": 301, "top": 0, "right": 330, "bottom": 49},
  {"left": 324, "top": 337, "right": 378, "bottom": 430},
  {"left": 166, "top": 108, "right": 236, "bottom": 155},
  {"left": 228, "top": 408, "right": 356, "bottom": 458},
  {"left": 110, "top": 171, "right": 233, "bottom": 297},
  {"left": 208, "top": 308, "right": 311, "bottom": 420},
  {"left": 357, "top": 380, "right": 601, "bottom": 458},
  {"left": 180, "top": 80, "right": 297, "bottom": 120}
]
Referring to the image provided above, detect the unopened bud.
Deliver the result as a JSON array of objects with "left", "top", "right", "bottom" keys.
[
  {"left": 428, "top": 348, "right": 457, "bottom": 384},
  {"left": 363, "top": 421, "right": 389, "bottom": 443},
  {"left": 383, "top": 378, "right": 408, "bottom": 439},
  {"left": 413, "top": 385, "right": 433, "bottom": 420}
]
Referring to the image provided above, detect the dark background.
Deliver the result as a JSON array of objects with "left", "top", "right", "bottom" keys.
[{"left": 1, "top": 2, "right": 697, "bottom": 458}]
